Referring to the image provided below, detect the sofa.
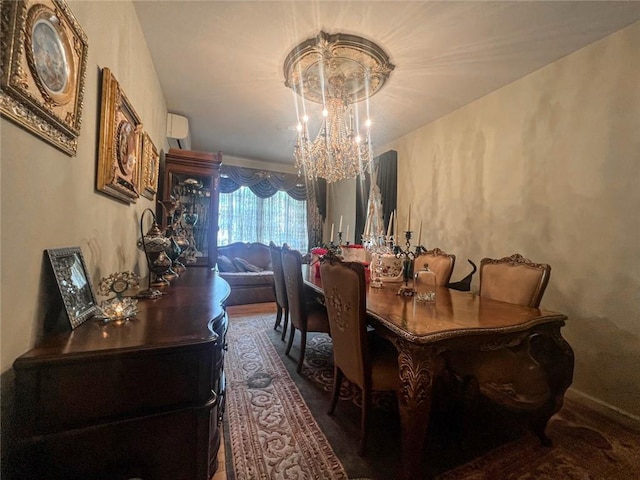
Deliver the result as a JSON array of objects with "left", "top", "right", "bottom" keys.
[{"left": 217, "top": 242, "right": 276, "bottom": 305}]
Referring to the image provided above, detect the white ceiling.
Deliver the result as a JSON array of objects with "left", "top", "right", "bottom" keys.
[{"left": 133, "top": 1, "right": 640, "bottom": 167}]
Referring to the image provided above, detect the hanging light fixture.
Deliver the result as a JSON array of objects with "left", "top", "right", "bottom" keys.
[{"left": 284, "top": 31, "right": 395, "bottom": 183}]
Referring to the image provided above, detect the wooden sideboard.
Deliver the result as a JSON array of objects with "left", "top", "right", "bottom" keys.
[{"left": 12, "top": 269, "right": 230, "bottom": 480}]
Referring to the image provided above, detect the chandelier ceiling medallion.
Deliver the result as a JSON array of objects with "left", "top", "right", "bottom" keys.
[{"left": 284, "top": 31, "right": 395, "bottom": 183}]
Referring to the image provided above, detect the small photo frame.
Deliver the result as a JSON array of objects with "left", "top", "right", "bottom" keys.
[
  {"left": 140, "top": 131, "right": 159, "bottom": 200},
  {"left": 0, "top": 0, "right": 89, "bottom": 156},
  {"left": 47, "top": 247, "right": 99, "bottom": 329},
  {"left": 97, "top": 67, "right": 142, "bottom": 203}
]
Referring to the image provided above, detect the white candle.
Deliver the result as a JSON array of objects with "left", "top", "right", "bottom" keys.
[
  {"left": 394, "top": 209, "right": 398, "bottom": 239},
  {"left": 418, "top": 220, "right": 423, "bottom": 246},
  {"left": 339, "top": 215, "right": 343, "bottom": 233},
  {"left": 330, "top": 223, "right": 334, "bottom": 242},
  {"left": 346, "top": 225, "right": 350, "bottom": 241},
  {"left": 386, "top": 211, "right": 394, "bottom": 237},
  {"left": 406, "top": 204, "right": 411, "bottom": 232}
]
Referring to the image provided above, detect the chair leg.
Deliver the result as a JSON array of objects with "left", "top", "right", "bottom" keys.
[
  {"left": 359, "top": 386, "right": 371, "bottom": 456},
  {"left": 273, "top": 305, "right": 283, "bottom": 331},
  {"left": 328, "top": 367, "right": 343, "bottom": 415},
  {"left": 285, "top": 326, "right": 296, "bottom": 356},
  {"left": 296, "top": 330, "right": 307, "bottom": 373},
  {"left": 280, "top": 308, "right": 289, "bottom": 342}
]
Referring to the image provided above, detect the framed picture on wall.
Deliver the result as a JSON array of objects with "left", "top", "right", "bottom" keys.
[
  {"left": 96, "top": 67, "right": 142, "bottom": 203},
  {"left": 0, "top": 0, "right": 89, "bottom": 156},
  {"left": 140, "top": 131, "right": 159, "bottom": 200}
]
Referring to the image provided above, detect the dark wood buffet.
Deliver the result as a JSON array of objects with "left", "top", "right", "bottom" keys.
[{"left": 12, "top": 268, "right": 230, "bottom": 480}]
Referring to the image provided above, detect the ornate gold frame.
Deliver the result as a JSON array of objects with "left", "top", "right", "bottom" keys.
[
  {"left": 97, "top": 67, "right": 142, "bottom": 203},
  {"left": 0, "top": 0, "right": 88, "bottom": 155},
  {"left": 140, "top": 131, "right": 159, "bottom": 200}
]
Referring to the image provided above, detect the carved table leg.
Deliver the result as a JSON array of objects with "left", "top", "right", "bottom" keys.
[
  {"left": 391, "top": 338, "right": 440, "bottom": 480},
  {"left": 529, "top": 325, "right": 575, "bottom": 445}
]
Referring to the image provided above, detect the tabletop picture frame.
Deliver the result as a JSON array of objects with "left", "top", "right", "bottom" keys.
[
  {"left": 47, "top": 247, "right": 100, "bottom": 329},
  {"left": 0, "top": 0, "right": 89, "bottom": 156},
  {"left": 97, "top": 67, "right": 142, "bottom": 203},
  {"left": 140, "top": 131, "right": 159, "bottom": 200}
]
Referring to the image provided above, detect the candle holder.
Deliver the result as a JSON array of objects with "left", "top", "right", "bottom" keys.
[
  {"left": 327, "top": 239, "right": 342, "bottom": 257},
  {"left": 96, "top": 271, "right": 140, "bottom": 324},
  {"left": 393, "top": 231, "right": 426, "bottom": 296}
]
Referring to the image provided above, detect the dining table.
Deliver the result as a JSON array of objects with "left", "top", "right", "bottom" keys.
[{"left": 302, "top": 264, "right": 574, "bottom": 480}]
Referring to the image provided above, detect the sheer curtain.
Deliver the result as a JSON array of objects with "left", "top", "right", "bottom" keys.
[{"left": 218, "top": 185, "right": 308, "bottom": 252}]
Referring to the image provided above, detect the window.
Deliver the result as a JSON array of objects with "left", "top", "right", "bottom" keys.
[{"left": 218, "top": 186, "right": 308, "bottom": 251}]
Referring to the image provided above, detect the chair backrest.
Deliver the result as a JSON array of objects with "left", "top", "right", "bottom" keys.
[
  {"left": 269, "top": 241, "right": 287, "bottom": 308},
  {"left": 281, "top": 244, "right": 307, "bottom": 330},
  {"left": 320, "top": 257, "right": 369, "bottom": 389},
  {"left": 479, "top": 253, "right": 551, "bottom": 308},
  {"left": 414, "top": 247, "right": 456, "bottom": 286}
]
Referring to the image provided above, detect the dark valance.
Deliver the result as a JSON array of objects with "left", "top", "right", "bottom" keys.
[{"left": 219, "top": 165, "right": 307, "bottom": 200}]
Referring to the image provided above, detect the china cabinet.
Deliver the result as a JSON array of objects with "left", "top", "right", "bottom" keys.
[{"left": 161, "top": 148, "right": 222, "bottom": 268}]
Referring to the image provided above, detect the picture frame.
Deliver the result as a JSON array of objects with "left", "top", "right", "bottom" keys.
[
  {"left": 140, "top": 131, "right": 159, "bottom": 200},
  {"left": 46, "top": 246, "right": 100, "bottom": 329},
  {"left": 97, "top": 67, "right": 142, "bottom": 203},
  {"left": 0, "top": 0, "right": 89, "bottom": 156}
]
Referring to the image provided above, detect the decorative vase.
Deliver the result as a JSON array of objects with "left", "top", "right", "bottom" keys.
[{"left": 137, "top": 218, "right": 172, "bottom": 287}]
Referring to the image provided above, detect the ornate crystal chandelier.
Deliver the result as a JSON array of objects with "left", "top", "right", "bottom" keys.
[{"left": 284, "top": 31, "right": 395, "bottom": 183}]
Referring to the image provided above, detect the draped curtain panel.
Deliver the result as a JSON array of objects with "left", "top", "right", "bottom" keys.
[
  {"left": 356, "top": 150, "right": 397, "bottom": 241},
  {"left": 220, "top": 165, "right": 307, "bottom": 200},
  {"left": 305, "top": 178, "right": 324, "bottom": 249}
]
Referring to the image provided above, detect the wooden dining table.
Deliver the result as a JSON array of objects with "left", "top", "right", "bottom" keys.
[{"left": 302, "top": 265, "right": 574, "bottom": 480}]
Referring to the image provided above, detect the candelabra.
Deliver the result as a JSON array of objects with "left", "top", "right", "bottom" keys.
[{"left": 393, "top": 231, "right": 426, "bottom": 296}]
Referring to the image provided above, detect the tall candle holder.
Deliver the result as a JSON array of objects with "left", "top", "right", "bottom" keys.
[{"left": 393, "top": 230, "right": 426, "bottom": 296}]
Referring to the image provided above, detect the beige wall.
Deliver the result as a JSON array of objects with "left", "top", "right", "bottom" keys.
[
  {"left": 1, "top": 1, "right": 168, "bottom": 372},
  {"left": 376, "top": 21, "right": 640, "bottom": 418}
]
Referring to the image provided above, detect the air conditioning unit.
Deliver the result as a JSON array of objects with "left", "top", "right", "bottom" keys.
[{"left": 166, "top": 113, "right": 192, "bottom": 150}]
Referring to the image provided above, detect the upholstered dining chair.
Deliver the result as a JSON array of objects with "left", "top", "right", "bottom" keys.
[
  {"left": 320, "top": 256, "right": 400, "bottom": 456},
  {"left": 445, "top": 253, "right": 558, "bottom": 444},
  {"left": 479, "top": 253, "right": 551, "bottom": 308},
  {"left": 281, "top": 244, "right": 331, "bottom": 373},
  {"left": 269, "top": 241, "right": 289, "bottom": 341},
  {"left": 413, "top": 247, "right": 456, "bottom": 286}
]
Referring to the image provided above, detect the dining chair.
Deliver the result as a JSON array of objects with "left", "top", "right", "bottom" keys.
[
  {"left": 446, "top": 253, "right": 557, "bottom": 444},
  {"left": 413, "top": 247, "right": 456, "bottom": 286},
  {"left": 320, "top": 256, "right": 400, "bottom": 456},
  {"left": 479, "top": 253, "right": 551, "bottom": 308},
  {"left": 269, "top": 241, "right": 289, "bottom": 341},
  {"left": 281, "top": 244, "right": 331, "bottom": 373}
]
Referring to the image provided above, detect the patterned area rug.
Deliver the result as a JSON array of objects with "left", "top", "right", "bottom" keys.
[
  {"left": 226, "top": 310, "right": 640, "bottom": 480},
  {"left": 225, "top": 313, "right": 348, "bottom": 480}
]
